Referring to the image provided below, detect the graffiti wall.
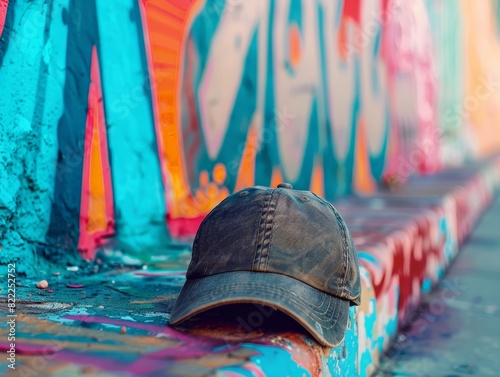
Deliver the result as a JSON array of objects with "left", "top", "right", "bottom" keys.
[{"left": 1, "top": 0, "right": 500, "bottom": 270}]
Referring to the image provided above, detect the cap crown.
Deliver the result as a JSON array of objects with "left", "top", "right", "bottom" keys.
[{"left": 188, "top": 186, "right": 361, "bottom": 305}]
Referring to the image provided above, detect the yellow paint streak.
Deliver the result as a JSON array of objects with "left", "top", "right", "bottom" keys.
[
  {"left": 270, "top": 166, "right": 285, "bottom": 188},
  {"left": 14, "top": 337, "right": 170, "bottom": 354},
  {"left": 87, "top": 107, "right": 106, "bottom": 233},
  {"left": 9, "top": 315, "right": 175, "bottom": 348},
  {"left": 310, "top": 158, "right": 325, "bottom": 197},
  {"left": 234, "top": 125, "right": 257, "bottom": 191},
  {"left": 353, "top": 117, "right": 376, "bottom": 193},
  {"left": 289, "top": 24, "right": 302, "bottom": 67}
]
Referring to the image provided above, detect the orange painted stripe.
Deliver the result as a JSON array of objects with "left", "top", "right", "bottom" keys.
[
  {"left": 149, "top": 31, "right": 182, "bottom": 46},
  {"left": 140, "top": 0, "right": 205, "bottom": 218},
  {"left": 234, "top": 125, "right": 258, "bottom": 191},
  {"left": 353, "top": 117, "right": 376, "bottom": 193},
  {"left": 270, "top": 167, "right": 285, "bottom": 189},
  {"left": 289, "top": 24, "right": 302, "bottom": 67},
  {"left": 148, "top": 1, "right": 187, "bottom": 19},
  {"left": 87, "top": 108, "right": 106, "bottom": 233},
  {"left": 147, "top": 10, "right": 183, "bottom": 28},
  {"left": 78, "top": 46, "right": 115, "bottom": 259},
  {"left": 310, "top": 158, "right": 325, "bottom": 197},
  {"left": 147, "top": 19, "right": 183, "bottom": 35}
]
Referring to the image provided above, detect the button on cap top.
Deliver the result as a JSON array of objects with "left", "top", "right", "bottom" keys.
[{"left": 277, "top": 183, "right": 293, "bottom": 189}]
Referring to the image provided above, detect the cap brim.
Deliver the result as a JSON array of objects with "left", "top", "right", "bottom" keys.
[{"left": 169, "top": 271, "right": 350, "bottom": 347}]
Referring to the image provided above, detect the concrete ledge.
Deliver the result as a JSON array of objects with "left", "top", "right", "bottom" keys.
[{"left": 2, "top": 156, "right": 500, "bottom": 377}]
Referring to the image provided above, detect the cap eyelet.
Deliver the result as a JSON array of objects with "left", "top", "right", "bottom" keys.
[
  {"left": 300, "top": 195, "right": 310, "bottom": 202},
  {"left": 239, "top": 191, "right": 249, "bottom": 197}
]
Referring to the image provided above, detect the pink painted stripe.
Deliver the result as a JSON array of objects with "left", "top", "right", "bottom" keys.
[
  {"left": 133, "top": 271, "right": 185, "bottom": 277},
  {"left": 0, "top": 342, "right": 59, "bottom": 355},
  {"left": 62, "top": 315, "right": 209, "bottom": 344},
  {"left": 167, "top": 214, "right": 204, "bottom": 238},
  {"left": 96, "top": 47, "right": 115, "bottom": 239},
  {"left": 66, "top": 284, "right": 85, "bottom": 288},
  {"left": 0, "top": 0, "right": 8, "bottom": 36}
]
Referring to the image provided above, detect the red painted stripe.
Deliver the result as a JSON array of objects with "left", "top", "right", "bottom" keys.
[
  {"left": 78, "top": 68, "right": 94, "bottom": 256},
  {"left": 166, "top": 214, "right": 204, "bottom": 237},
  {"left": 0, "top": 0, "right": 8, "bottom": 36},
  {"left": 342, "top": 0, "right": 361, "bottom": 24},
  {"left": 96, "top": 48, "right": 115, "bottom": 242}
]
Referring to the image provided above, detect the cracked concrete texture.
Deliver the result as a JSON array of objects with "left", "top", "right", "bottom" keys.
[{"left": 0, "top": 1, "right": 61, "bottom": 277}]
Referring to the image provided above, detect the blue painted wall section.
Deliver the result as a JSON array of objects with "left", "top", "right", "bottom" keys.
[
  {"left": 47, "top": 0, "right": 98, "bottom": 254},
  {"left": 0, "top": 0, "right": 69, "bottom": 274},
  {"left": 95, "top": 0, "right": 169, "bottom": 255}
]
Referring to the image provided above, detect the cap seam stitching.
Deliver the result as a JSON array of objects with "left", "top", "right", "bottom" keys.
[
  {"left": 262, "top": 191, "right": 277, "bottom": 271},
  {"left": 251, "top": 198, "right": 265, "bottom": 271},
  {"left": 252, "top": 190, "right": 273, "bottom": 271},
  {"left": 188, "top": 194, "right": 234, "bottom": 278},
  {"left": 327, "top": 201, "right": 350, "bottom": 297},
  {"left": 338, "top": 212, "right": 349, "bottom": 297}
]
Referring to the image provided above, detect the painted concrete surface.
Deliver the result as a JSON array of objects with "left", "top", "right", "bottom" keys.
[
  {"left": 2, "top": 157, "right": 500, "bottom": 377},
  {"left": 374, "top": 192, "right": 500, "bottom": 377}
]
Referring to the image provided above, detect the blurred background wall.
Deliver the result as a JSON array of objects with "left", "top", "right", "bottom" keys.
[{"left": 1, "top": 0, "right": 500, "bottom": 274}]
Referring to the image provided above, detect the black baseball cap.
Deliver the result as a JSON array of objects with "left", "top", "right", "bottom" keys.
[{"left": 169, "top": 183, "right": 361, "bottom": 347}]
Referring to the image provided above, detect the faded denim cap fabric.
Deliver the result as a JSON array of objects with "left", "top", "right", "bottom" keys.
[{"left": 169, "top": 183, "right": 361, "bottom": 347}]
